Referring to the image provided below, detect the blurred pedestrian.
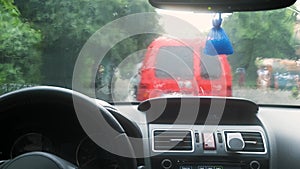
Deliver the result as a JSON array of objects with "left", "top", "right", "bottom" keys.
[{"left": 236, "top": 68, "right": 245, "bottom": 87}]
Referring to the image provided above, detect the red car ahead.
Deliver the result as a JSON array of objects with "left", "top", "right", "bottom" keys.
[{"left": 136, "top": 37, "right": 232, "bottom": 101}]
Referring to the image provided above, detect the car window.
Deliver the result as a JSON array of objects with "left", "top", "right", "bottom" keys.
[
  {"left": 155, "top": 46, "right": 194, "bottom": 79},
  {"left": 200, "top": 53, "right": 222, "bottom": 80},
  {"left": 0, "top": 0, "right": 299, "bottom": 105}
]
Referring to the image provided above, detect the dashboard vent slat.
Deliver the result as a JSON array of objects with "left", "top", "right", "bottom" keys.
[
  {"left": 241, "top": 132, "right": 265, "bottom": 152},
  {"left": 153, "top": 130, "right": 193, "bottom": 151}
]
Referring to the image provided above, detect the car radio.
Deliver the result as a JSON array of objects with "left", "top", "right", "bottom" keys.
[
  {"left": 149, "top": 124, "right": 269, "bottom": 169},
  {"left": 139, "top": 97, "right": 269, "bottom": 169}
]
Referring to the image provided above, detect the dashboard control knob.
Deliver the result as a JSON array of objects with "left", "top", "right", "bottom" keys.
[
  {"left": 161, "top": 159, "right": 172, "bottom": 169},
  {"left": 250, "top": 161, "right": 260, "bottom": 169},
  {"left": 226, "top": 133, "right": 245, "bottom": 151},
  {"left": 137, "top": 166, "right": 145, "bottom": 169}
]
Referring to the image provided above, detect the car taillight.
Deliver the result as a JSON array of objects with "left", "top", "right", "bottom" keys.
[
  {"left": 137, "top": 84, "right": 150, "bottom": 101},
  {"left": 139, "top": 84, "right": 148, "bottom": 89},
  {"left": 227, "top": 86, "right": 232, "bottom": 97}
]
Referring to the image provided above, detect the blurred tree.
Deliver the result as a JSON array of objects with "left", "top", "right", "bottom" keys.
[
  {"left": 0, "top": 0, "right": 41, "bottom": 92},
  {"left": 14, "top": 0, "right": 159, "bottom": 99},
  {"left": 223, "top": 8, "right": 297, "bottom": 83}
]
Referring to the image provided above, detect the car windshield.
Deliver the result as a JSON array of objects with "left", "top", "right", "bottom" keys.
[{"left": 1, "top": 0, "right": 300, "bottom": 105}]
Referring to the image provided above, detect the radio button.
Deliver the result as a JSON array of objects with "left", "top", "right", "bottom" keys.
[
  {"left": 195, "top": 132, "right": 200, "bottom": 143},
  {"left": 180, "top": 166, "right": 192, "bottom": 169},
  {"left": 250, "top": 161, "right": 260, "bottom": 169},
  {"left": 161, "top": 159, "right": 172, "bottom": 169},
  {"left": 217, "top": 133, "right": 223, "bottom": 143}
]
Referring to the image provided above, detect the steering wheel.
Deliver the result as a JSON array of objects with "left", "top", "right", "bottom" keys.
[{"left": 0, "top": 86, "right": 137, "bottom": 169}]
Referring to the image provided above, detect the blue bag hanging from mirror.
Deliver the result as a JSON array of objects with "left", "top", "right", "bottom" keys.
[{"left": 204, "top": 13, "right": 233, "bottom": 56}]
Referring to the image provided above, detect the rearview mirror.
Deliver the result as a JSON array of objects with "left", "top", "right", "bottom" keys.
[{"left": 149, "top": 0, "right": 296, "bottom": 12}]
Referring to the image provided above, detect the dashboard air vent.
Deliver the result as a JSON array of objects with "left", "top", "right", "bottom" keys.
[
  {"left": 241, "top": 132, "right": 265, "bottom": 152},
  {"left": 153, "top": 130, "right": 193, "bottom": 151},
  {"left": 225, "top": 131, "right": 265, "bottom": 153}
]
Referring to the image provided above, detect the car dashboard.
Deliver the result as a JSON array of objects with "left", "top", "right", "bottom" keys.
[{"left": 0, "top": 86, "right": 299, "bottom": 169}]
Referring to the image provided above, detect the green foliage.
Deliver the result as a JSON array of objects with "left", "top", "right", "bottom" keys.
[
  {"left": 0, "top": 0, "right": 42, "bottom": 88},
  {"left": 223, "top": 8, "right": 297, "bottom": 82},
  {"left": 291, "top": 86, "right": 299, "bottom": 98},
  {"left": 15, "top": 0, "right": 159, "bottom": 97}
]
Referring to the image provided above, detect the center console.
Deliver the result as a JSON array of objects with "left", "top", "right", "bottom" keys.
[{"left": 138, "top": 97, "right": 270, "bottom": 169}]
